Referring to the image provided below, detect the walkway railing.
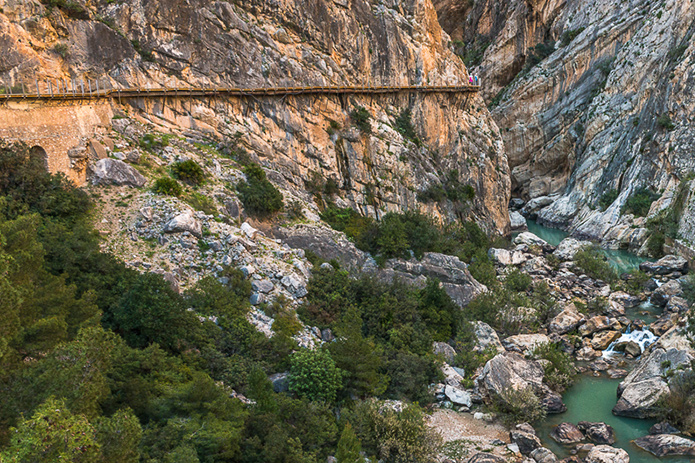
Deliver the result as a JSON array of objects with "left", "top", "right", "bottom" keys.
[{"left": 0, "top": 82, "right": 480, "bottom": 101}]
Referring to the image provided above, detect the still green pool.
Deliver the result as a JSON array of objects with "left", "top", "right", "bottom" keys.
[{"left": 524, "top": 219, "right": 651, "bottom": 275}]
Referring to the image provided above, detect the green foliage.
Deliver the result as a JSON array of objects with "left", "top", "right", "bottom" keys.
[
  {"left": 186, "top": 191, "right": 217, "bottom": 215},
  {"left": 455, "top": 39, "right": 491, "bottom": 67},
  {"left": 139, "top": 133, "right": 170, "bottom": 152},
  {"left": 349, "top": 401, "right": 441, "bottom": 463},
  {"left": 172, "top": 159, "right": 205, "bottom": 185},
  {"left": 418, "top": 170, "right": 475, "bottom": 205},
  {"left": 573, "top": 246, "right": 618, "bottom": 283},
  {"left": 41, "top": 0, "right": 89, "bottom": 19},
  {"left": 350, "top": 106, "right": 372, "bottom": 134},
  {"left": 560, "top": 27, "right": 585, "bottom": 46},
  {"left": 236, "top": 163, "right": 284, "bottom": 217},
  {"left": 336, "top": 423, "right": 363, "bottom": 463},
  {"left": 655, "top": 370, "right": 695, "bottom": 434},
  {"left": 152, "top": 176, "right": 183, "bottom": 197},
  {"left": 598, "top": 189, "right": 619, "bottom": 211},
  {"left": 394, "top": 109, "right": 421, "bottom": 146},
  {"left": 521, "top": 39, "right": 556, "bottom": 75},
  {"left": 622, "top": 187, "right": 659, "bottom": 217},
  {"left": 53, "top": 42, "right": 69, "bottom": 58},
  {"left": 645, "top": 175, "right": 692, "bottom": 257},
  {"left": 95, "top": 408, "right": 142, "bottom": 463},
  {"left": 657, "top": 114, "right": 676, "bottom": 131},
  {"left": 492, "top": 387, "right": 547, "bottom": 425},
  {"left": 504, "top": 268, "right": 532, "bottom": 292},
  {"left": 681, "top": 274, "right": 695, "bottom": 305},
  {"left": 531, "top": 342, "right": 576, "bottom": 392},
  {"left": 289, "top": 349, "right": 343, "bottom": 403},
  {"left": 2, "top": 398, "right": 100, "bottom": 463}
]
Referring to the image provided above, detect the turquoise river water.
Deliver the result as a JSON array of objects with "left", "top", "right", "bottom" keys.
[{"left": 522, "top": 221, "right": 688, "bottom": 463}]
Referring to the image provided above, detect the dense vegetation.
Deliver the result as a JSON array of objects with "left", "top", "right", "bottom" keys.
[
  {"left": 236, "top": 163, "right": 284, "bottom": 218},
  {"left": 621, "top": 187, "right": 659, "bottom": 217},
  {"left": 0, "top": 142, "right": 442, "bottom": 462}
]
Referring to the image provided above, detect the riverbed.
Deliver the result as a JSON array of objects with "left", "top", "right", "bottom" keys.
[{"left": 524, "top": 221, "right": 681, "bottom": 463}]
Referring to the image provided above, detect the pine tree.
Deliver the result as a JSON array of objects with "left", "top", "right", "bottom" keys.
[{"left": 336, "top": 422, "right": 362, "bottom": 463}]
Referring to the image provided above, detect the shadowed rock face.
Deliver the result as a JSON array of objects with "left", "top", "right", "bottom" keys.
[
  {"left": 634, "top": 434, "right": 695, "bottom": 457},
  {"left": 0, "top": 0, "right": 511, "bottom": 234}
]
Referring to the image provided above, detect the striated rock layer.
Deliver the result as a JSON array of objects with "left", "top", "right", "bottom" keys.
[{"left": 0, "top": 0, "right": 510, "bottom": 233}]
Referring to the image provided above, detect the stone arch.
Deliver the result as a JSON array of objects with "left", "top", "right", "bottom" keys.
[{"left": 28, "top": 145, "right": 49, "bottom": 170}]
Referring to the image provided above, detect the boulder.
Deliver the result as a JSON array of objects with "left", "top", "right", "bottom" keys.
[
  {"left": 608, "top": 292, "right": 641, "bottom": 308},
  {"left": 251, "top": 279, "right": 274, "bottom": 294},
  {"left": 381, "top": 252, "right": 487, "bottom": 307},
  {"left": 584, "top": 446, "right": 629, "bottom": 463},
  {"left": 473, "top": 321, "right": 505, "bottom": 353},
  {"left": 529, "top": 447, "right": 558, "bottom": 463},
  {"left": 511, "top": 211, "right": 528, "bottom": 231},
  {"left": 665, "top": 296, "right": 689, "bottom": 313},
  {"left": 489, "top": 248, "right": 512, "bottom": 265},
  {"left": 442, "top": 363, "right": 465, "bottom": 387},
  {"left": 649, "top": 422, "right": 680, "bottom": 435},
  {"left": 578, "top": 422, "right": 616, "bottom": 445},
  {"left": 503, "top": 334, "right": 551, "bottom": 353},
  {"left": 510, "top": 430, "right": 542, "bottom": 456},
  {"left": 554, "top": 238, "right": 591, "bottom": 261},
  {"left": 477, "top": 352, "right": 565, "bottom": 414},
  {"left": 549, "top": 304, "right": 585, "bottom": 334},
  {"left": 521, "top": 196, "right": 555, "bottom": 218},
  {"left": 163, "top": 212, "right": 203, "bottom": 237},
  {"left": 614, "top": 333, "right": 694, "bottom": 418},
  {"left": 579, "top": 316, "right": 613, "bottom": 337},
  {"left": 650, "top": 280, "right": 683, "bottom": 307},
  {"left": 606, "top": 369, "right": 628, "bottom": 379},
  {"left": 640, "top": 255, "right": 688, "bottom": 275},
  {"left": 550, "top": 422, "right": 584, "bottom": 444},
  {"left": 268, "top": 372, "right": 289, "bottom": 392},
  {"left": 91, "top": 158, "right": 147, "bottom": 187},
  {"left": 591, "top": 330, "right": 621, "bottom": 350},
  {"left": 633, "top": 434, "right": 695, "bottom": 457},
  {"left": 433, "top": 342, "right": 457, "bottom": 363},
  {"left": 514, "top": 232, "right": 550, "bottom": 249},
  {"left": 468, "top": 453, "right": 508, "bottom": 463},
  {"left": 444, "top": 385, "right": 472, "bottom": 407}
]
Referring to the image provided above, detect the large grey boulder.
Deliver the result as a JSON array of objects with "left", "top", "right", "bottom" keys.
[
  {"left": 640, "top": 255, "right": 688, "bottom": 275},
  {"left": 554, "top": 238, "right": 591, "bottom": 261},
  {"left": 529, "top": 447, "right": 558, "bottom": 463},
  {"left": 473, "top": 321, "right": 505, "bottom": 353},
  {"left": 650, "top": 280, "right": 683, "bottom": 307},
  {"left": 585, "top": 445, "right": 629, "bottom": 463},
  {"left": 578, "top": 422, "right": 616, "bottom": 445},
  {"left": 633, "top": 434, "right": 695, "bottom": 456},
  {"left": 549, "top": 304, "right": 585, "bottom": 334},
  {"left": 380, "top": 252, "right": 486, "bottom": 307},
  {"left": 503, "top": 333, "right": 551, "bottom": 354},
  {"left": 514, "top": 232, "right": 550, "bottom": 249},
  {"left": 268, "top": 372, "right": 289, "bottom": 392},
  {"left": 510, "top": 430, "right": 542, "bottom": 455},
  {"left": 433, "top": 342, "right": 457, "bottom": 363},
  {"left": 163, "top": 212, "right": 203, "bottom": 238},
  {"left": 477, "top": 352, "right": 566, "bottom": 414},
  {"left": 444, "top": 385, "right": 472, "bottom": 407},
  {"left": 550, "top": 422, "right": 584, "bottom": 444},
  {"left": 91, "top": 158, "right": 146, "bottom": 187},
  {"left": 510, "top": 210, "right": 528, "bottom": 231},
  {"left": 614, "top": 328, "right": 694, "bottom": 418}
]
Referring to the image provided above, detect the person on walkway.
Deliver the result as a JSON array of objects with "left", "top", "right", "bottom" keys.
[
  {"left": 469, "top": 75, "right": 474, "bottom": 85},
  {"left": 474, "top": 74, "right": 479, "bottom": 86}
]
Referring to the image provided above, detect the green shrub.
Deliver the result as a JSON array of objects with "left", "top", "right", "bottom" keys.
[
  {"left": 394, "top": 109, "right": 421, "bottom": 146},
  {"left": 598, "top": 189, "right": 619, "bottom": 211},
  {"left": 236, "top": 163, "right": 284, "bottom": 217},
  {"left": 153, "top": 176, "right": 183, "bottom": 197},
  {"left": 622, "top": 187, "right": 659, "bottom": 217},
  {"left": 139, "top": 133, "right": 169, "bottom": 152},
  {"left": 41, "top": 0, "right": 89, "bottom": 19},
  {"left": 288, "top": 348, "right": 343, "bottom": 403},
  {"left": 350, "top": 106, "right": 372, "bottom": 134},
  {"left": 336, "top": 423, "right": 363, "bottom": 463},
  {"left": 492, "top": 387, "right": 547, "bottom": 425},
  {"left": 505, "top": 268, "right": 532, "bottom": 292},
  {"left": 186, "top": 192, "right": 217, "bottom": 215},
  {"left": 560, "top": 27, "right": 585, "bottom": 46},
  {"left": 172, "top": 159, "right": 205, "bottom": 185},
  {"left": 350, "top": 401, "right": 442, "bottom": 463},
  {"left": 657, "top": 114, "right": 675, "bottom": 131},
  {"left": 53, "top": 42, "right": 69, "bottom": 58},
  {"left": 456, "top": 39, "right": 491, "bottom": 67},
  {"left": 655, "top": 370, "right": 695, "bottom": 434},
  {"left": 681, "top": 274, "right": 695, "bottom": 305},
  {"left": 531, "top": 342, "right": 576, "bottom": 392},
  {"left": 573, "top": 246, "right": 617, "bottom": 283}
]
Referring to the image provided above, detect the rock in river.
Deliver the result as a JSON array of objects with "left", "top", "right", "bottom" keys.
[
  {"left": 633, "top": 434, "right": 695, "bottom": 457},
  {"left": 550, "top": 422, "right": 585, "bottom": 444},
  {"left": 640, "top": 255, "right": 688, "bottom": 275},
  {"left": 585, "top": 445, "right": 629, "bottom": 463},
  {"left": 578, "top": 422, "right": 616, "bottom": 445}
]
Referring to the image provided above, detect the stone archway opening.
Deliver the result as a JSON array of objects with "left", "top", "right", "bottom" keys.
[{"left": 28, "top": 145, "right": 49, "bottom": 171}]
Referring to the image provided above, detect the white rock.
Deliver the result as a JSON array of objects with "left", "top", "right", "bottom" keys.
[{"left": 163, "top": 212, "right": 203, "bottom": 238}]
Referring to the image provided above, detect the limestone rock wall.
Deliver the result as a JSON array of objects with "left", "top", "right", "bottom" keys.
[
  {"left": 0, "top": 0, "right": 511, "bottom": 233},
  {"left": 436, "top": 0, "right": 695, "bottom": 246}
]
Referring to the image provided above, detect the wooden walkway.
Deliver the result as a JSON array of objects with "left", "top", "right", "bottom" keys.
[{"left": 0, "top": 84, "right": 480, "bottom": 101}]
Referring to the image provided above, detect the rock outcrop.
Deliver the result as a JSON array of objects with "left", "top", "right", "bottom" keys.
[
  {"left": 90, "top": 158, "right": 146, "bottom": 187},
  {"left": 550, "top": 423, "right": 584, "bottom": 444},
  {"left": 633, "top": 435, "right": 695, "bottom": 457},
  {"left": 585, "top": 445, "right": 629, "bottom": 463}
]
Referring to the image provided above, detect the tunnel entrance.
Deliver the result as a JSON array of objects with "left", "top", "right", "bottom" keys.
[{"left": 29, "top": 145, "right": 49, "bottom": 171}]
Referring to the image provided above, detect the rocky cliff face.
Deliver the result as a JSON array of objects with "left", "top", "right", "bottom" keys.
[
  {"left": 436, "top": 0, "right": 695, "bottom": 248},
  {"left": 0, "top": 0, "right": 510, "bottom": 233}
]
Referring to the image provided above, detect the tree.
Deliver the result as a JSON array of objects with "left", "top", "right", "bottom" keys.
[
  {"left": 336, "top": 423, "right": 363, "bottom": 463},
  {"left": 289, "top": 349, "right": 342, "bottom": 403},
  {"left": 236, "top": 163, "right": 283, "bottom": 217},
  {"left": 96, "top": 409, "right": 142, "bottom": 463},
  {"left": 2, "top": 398, "right": 100, "bottom": 463}
]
